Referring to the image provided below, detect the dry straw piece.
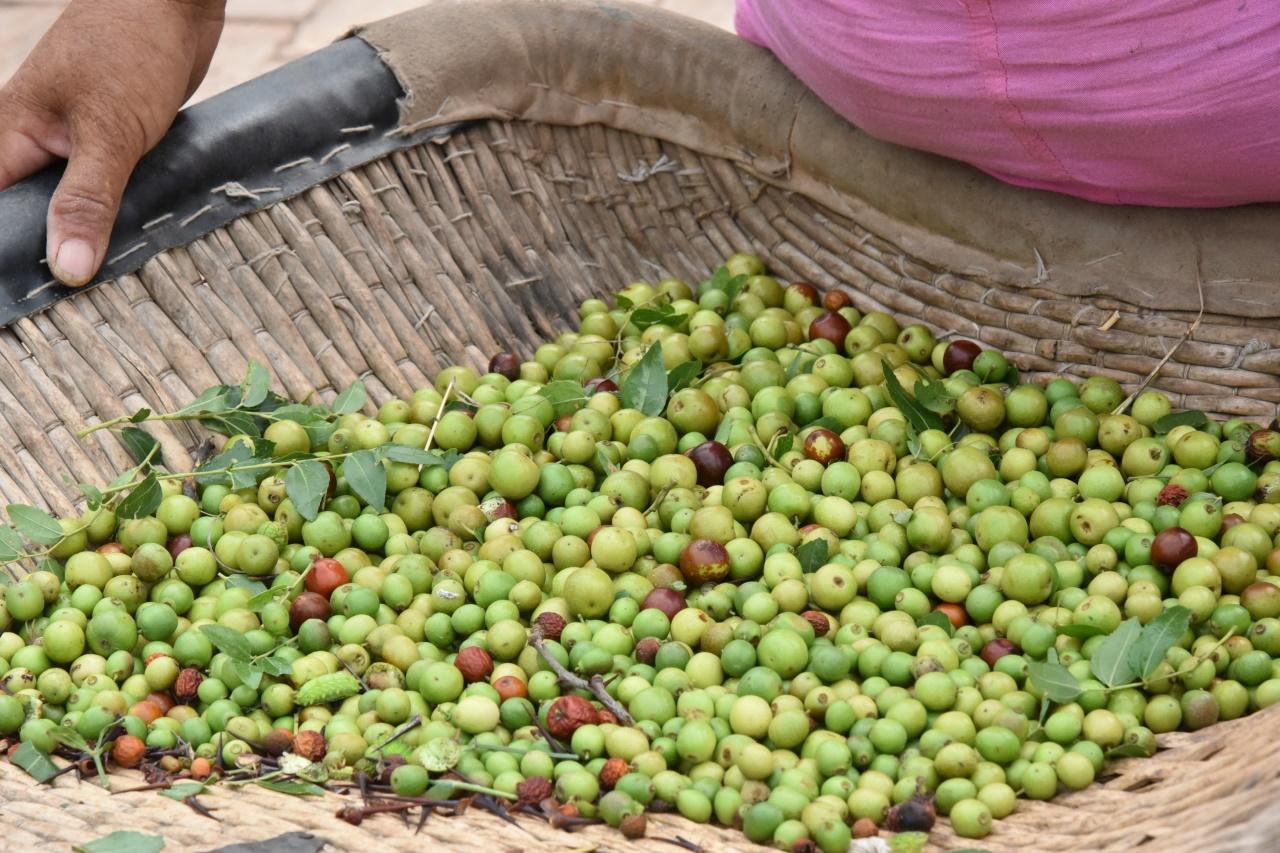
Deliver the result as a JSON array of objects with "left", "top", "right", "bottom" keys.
[{"left": 0, "top": 0, "right": 1277, "bottom": 849}]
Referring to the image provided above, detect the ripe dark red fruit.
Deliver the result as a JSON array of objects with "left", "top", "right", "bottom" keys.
[
  {"left": 1151, "top": 526, "right": 1197, "bottom": 573},
  {"left": 488, "top": 351, "right": 521, "bottom": 380},
  {"left": 980, "top": 638, "right": 1018, "bottom": 667},
  {"left": 546, "top": 695, "right": 599, "bottom": 740},
  {"left": 642, "top": 587, "right": 687, "bottom": 619},
  {"left": 635, "top": 637, "right": 661, "bottom": 665},
  {"left": 802, "top": 611, "right": 831, "bottom": 636},
  {"left": 534, "top": 612, "right": 567, "bottom": 641},
  {"left": 1221, "top": 513, "right": 1247, "bottom": 533},
  {"left": 823, "top": 290, "right": 853, "bottom": 312},
  {"left": 166, "top": 534, "right": 192, "bottom": 560},
  {"left": 808, "top": 312, "right": 853, "bottom": 348},
  {"left": 942, "top": 340, "right": 982, "bottom": 374},
  {"left": 289, "top": 591, "right": 331, "bottom": 631},
  {"left": 294, "top": 730, "right": 327, "bottom": 762},
  {"left": 586, "top": 377, "right": 620, "bottom": 394},
  {"left": 685, "top": 440, "right": 733, "bottom": 487},
  {"left": 493, "top": 675, "right": 528, "bottom": 701},
  {"left": 786, "top": 282, "right": 820, "bottom": 307},
  {"left": 802, "top": 428, "right": 845, "bottom": 466},
  {"left": 455, "top": 647, "right": 494, "bottom": 683},
  {"left": 305, "top": 558, "right": 349, "bottom": 598},
  {"left": 885, "top": 792, "right": 936, "bottom": 832},
  {"left": 678, "top": 539, "right": 731, "bottom": 584}
]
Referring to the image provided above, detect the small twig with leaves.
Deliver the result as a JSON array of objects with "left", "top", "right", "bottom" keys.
[{"left": 528, "top": 627, "right": 634, "bottom": 724}]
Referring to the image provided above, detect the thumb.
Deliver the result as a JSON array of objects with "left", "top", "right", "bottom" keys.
[{"left": 45, "top": 128, "right": 142, "bottom": 287}]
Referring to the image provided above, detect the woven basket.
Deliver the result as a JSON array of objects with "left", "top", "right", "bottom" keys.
[{"left": 0, "top": 1, "right": 1277, "bottom": 850}]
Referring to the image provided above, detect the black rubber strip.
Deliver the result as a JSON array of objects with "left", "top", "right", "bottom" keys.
[{"left": 0, "top": 37, "right": 461, "bottom": 326}]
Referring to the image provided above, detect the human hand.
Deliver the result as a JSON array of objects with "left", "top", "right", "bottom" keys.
[{"left": 0, "top": 0, "right": 225, "bottom": 286}]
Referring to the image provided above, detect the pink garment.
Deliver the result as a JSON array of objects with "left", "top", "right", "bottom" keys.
[{"left": 735, "top": 0, "right": 1280, "bottom": 207}]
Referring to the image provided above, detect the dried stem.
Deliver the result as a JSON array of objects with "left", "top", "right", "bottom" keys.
[{"left": 528, "top": 628, "right": 634, "bottom": 725}]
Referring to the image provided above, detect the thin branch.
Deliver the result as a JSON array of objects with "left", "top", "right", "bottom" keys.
[{"left": 528, "top": 628, "right": 634, "bottom": 724}]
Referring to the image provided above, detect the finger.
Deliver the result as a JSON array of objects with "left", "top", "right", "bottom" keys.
[
  {"left": 0, "top": 93, "right": 67, "bottom": 190},
  {"left": 0, "top": 126, "right": 56, "bottom": 191},
  {"left": 45, "top": 127, "right": 143, "bottom": 287}
]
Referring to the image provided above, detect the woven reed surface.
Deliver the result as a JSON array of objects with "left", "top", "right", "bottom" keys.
[
  {"left": 1, "top": 120, "right": 1277, "bottom": 516},
  {"left": 1, "top": 118, "right": 1278, "bottom": 849},
  {"left": 5, "top": 698, "right": 1279, "bottom": 852}
]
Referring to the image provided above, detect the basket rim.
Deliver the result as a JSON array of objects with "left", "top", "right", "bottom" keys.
[{"left": 356, "top": 0, "right": 1280, "bottom": 319}]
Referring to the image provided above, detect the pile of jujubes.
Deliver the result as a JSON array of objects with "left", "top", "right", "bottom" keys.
[{"left": 3, "top": 252, "right": 1280, "bottom": 850}]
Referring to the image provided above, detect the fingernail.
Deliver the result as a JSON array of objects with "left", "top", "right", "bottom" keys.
[{"left": 52, "top": 239, "right": 96, "bottom": 286}]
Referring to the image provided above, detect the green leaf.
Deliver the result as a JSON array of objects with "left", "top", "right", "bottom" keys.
[
  {"left": 304, "top": 419, "right": 338, "bottom": 449},
  {"left": 1105, "top": 743, "right": 1152, "bottom": 759},
  {"left": 74, "top": 831, "right": 165, "bottom": 853},
  {"left": 160, "top": 782, "right": 207, "bottom": 801},
  {"left": 11, "top": 742, "right": 59, "bottom": 782},
  {"left": 200, "top": 623, "right": 253, "bottom": 662},
  {"left": 773, "top": 434, "right": 795, "bottom": 457},
  {"left": 1153, "top": 410, "right": 1208, "bottom": 434},
  {"left": 882, "top": 364, "right": 944, "bottom": 432},
  {"left": 176, "top": 385, "right": 231, "bottom": 416},
  {"left": 621, "top": 342, "right": 668, "bottom": 417},
  {"left": 666, "top": 360, "right": 702, "bottom": 395},
  {"left": 332, "top": 379, "right": 367, "bottom": 415},
  {"left": 1090, "top": 618, "right": 1142, "bottom": 687},
  {"left": 7, "top": 504, "right": 64, "bottom": 546},
  {"left": 284, "top": 459, "right": 329, "bottom": 522},
  {"left": 796, "top": 539, "right": 829, "bottom": 574},
  {"left": 713, "top": 415, "right": 735, "bottom": 445},
  {"left": 382, "top": 446, "right": 448, "bottom": 466},
  {"left": 913, "top": 379, "right": 957, "bottom": 415},
  {"left": 51, "top": 727, "right": 91, "bottom": 752},
  {"left": 539, "top": 380, "right": 586, "bottom": 417},
  {"left": 246, "top": 586, "right": 281, "bottom": 613},
  {"left": 918, "top": 610, "right": 955, "bottom": 636},
  {"left": 129, "top": 408, "right": 152, "bottom": 423},
  {"left": 200, "top": 410, "right": 262, "bottom": 439},
  {"left": 722, "top": 273, "right": 749, "bottom": 303},
  {"left": 1130, "top": 605, "right": 1192, "bottom": 679},
  {"left": 241, "top": 362, "right": 271, "bottom": 408},
  {"left": 233, "top": 660, "right": 263, "bottom": 690},
  {"left": 255, "top": 779, "right": 326, "bottom": 796},
  {"left": 269, "top": 403, "right": 322, "bottom": 423},
  {"left": 80, "top": 483, "right": 104, "bottom": 510},
  {"left": 116, "top": 474, "right": 163, "bottom": 520},
  {"left": 1057, "top": 624, "right": 1106, "bottom": 640},
  {"left": 257, "top": 655, "right": 293, "bottom": 677},
  {"left": 1026, "top": 659, "right": 1082, "bottom": 703},
  {"left": 630, "top": 306, "right": 688, "bottom": 332},
  {"left": 344, "top": 449, "right": 387, "bottom": 512},
  {"left": 0, "top": 526, "right": 26, "bottom": 562},
  {"left": 615, "top": 294, "right": 633, "bottom": 310},
  {"left": 194, "top": 443, "right": 256, "bottom": 486},
  {"left": 784, "top": 351, "right": 814, "bottom": 381},
  {"left": 119, "top": 427, "right": 160, "bottom": 467},
  {"left": 224, "top": 574, "right": 268, "bottom": 594},
  {"left": 594, "top": 443, "right": 620, "bottom": 476}
]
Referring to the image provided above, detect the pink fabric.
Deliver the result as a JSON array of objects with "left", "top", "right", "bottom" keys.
[{"left": 735, "top": 0, "right": 1280, "bottom": 207}]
